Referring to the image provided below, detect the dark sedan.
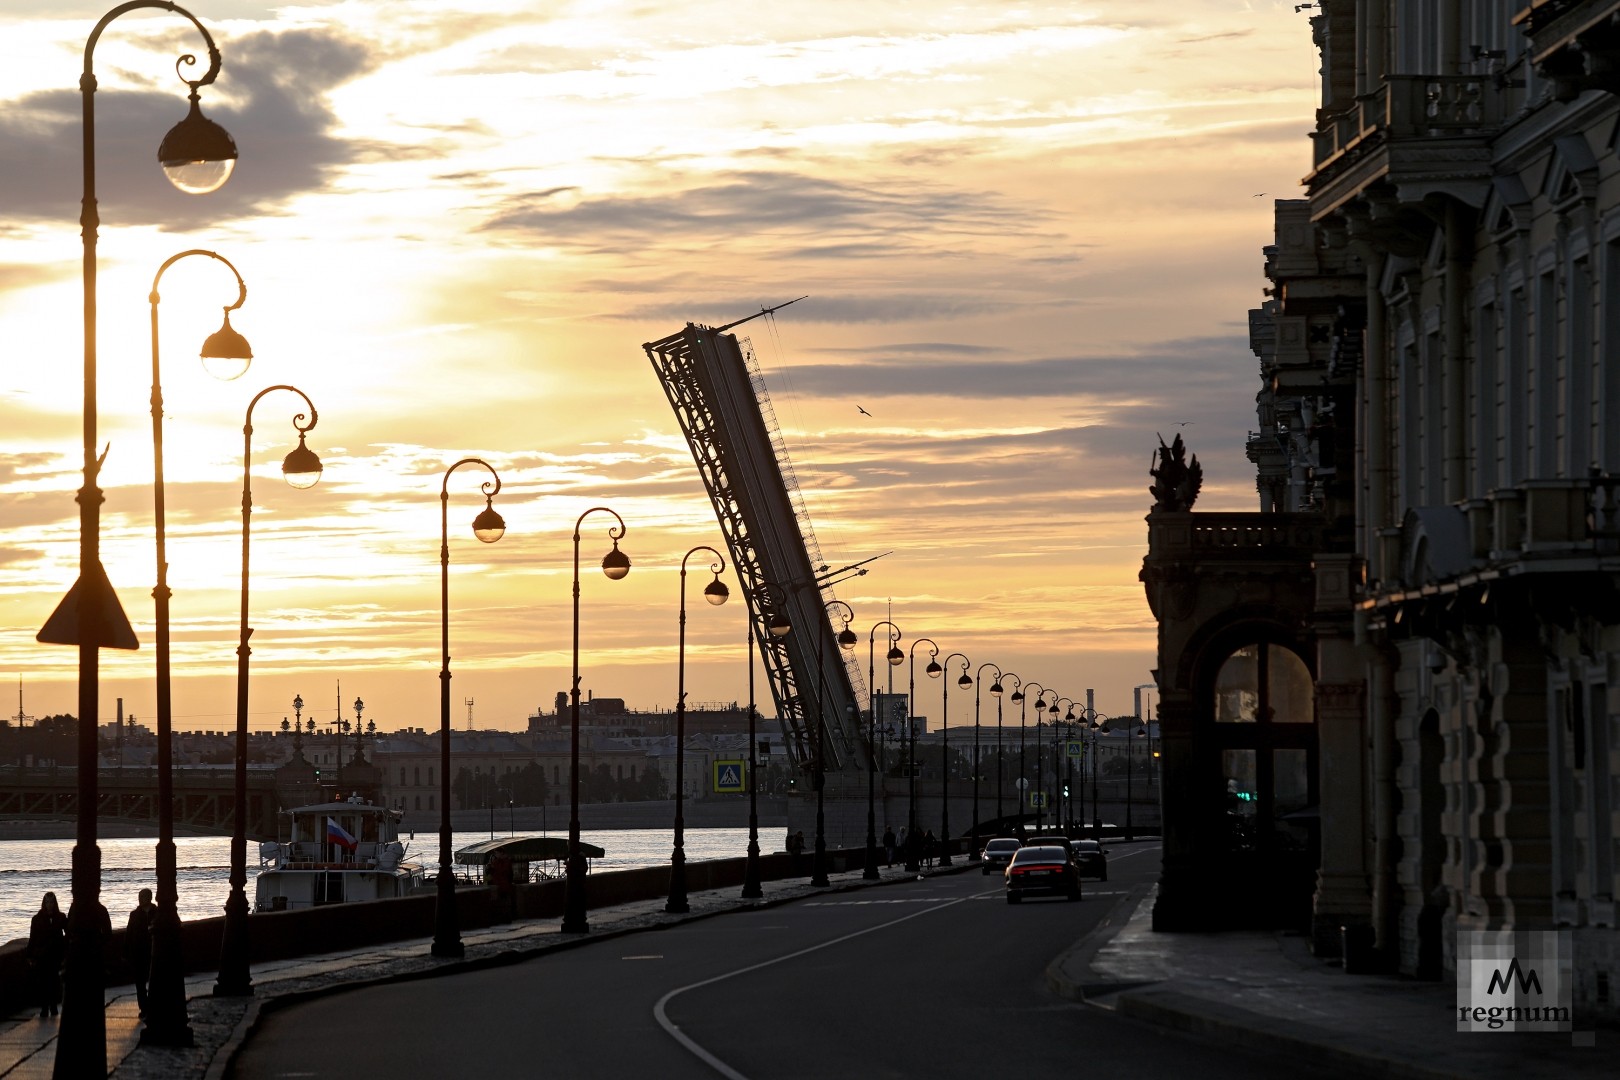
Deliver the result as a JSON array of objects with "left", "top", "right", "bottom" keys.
[
  {"left": 1004, "top": 845, "right": 1082, "bottom": 903},
  {"left": 1073, "top": 839, "right": 1107, "bottom": 880},
  {"left": 980, "top": 837, "right": 1022, "bottom": 874}
]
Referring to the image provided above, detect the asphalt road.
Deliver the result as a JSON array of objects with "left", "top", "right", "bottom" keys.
[{"left": 232, "top": 845, "right": 1337, "bottom": 1080}]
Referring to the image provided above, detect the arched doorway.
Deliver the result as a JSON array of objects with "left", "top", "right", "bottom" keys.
[{"left": 1210, "top": 641, "right": 1320, "bottom": 927}]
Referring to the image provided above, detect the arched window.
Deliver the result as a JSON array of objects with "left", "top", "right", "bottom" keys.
[{"left": 1211, "top": 643, "right": 1318, "bottom": 855}]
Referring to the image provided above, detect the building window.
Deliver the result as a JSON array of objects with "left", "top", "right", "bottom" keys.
[
  {"left": 1506, "top": 286, "right": 1528, "bottom": 483},
  {"left": 428, "top": 796, "right": 434, "bottom": 811},
  {"left": 428, "top": 767, "right": 434, "bottom": 786},
  {"left": 414, "top": 795, "right": 421, "bottom": 811},
  {"left": 414, "top": 766, "right": 421, "bottom": 786},
  {"left": 1603, "top": 240, "right": 1620, "bottom": 465},
  {"left": 1534, "top": 269, "right": 1559, "bottom": 477},
  {"left": 399, "top": 767, "right": 407, "bottom": 785},
  {"left": 1569, "top": 255, "right": 1593, "bottom": 473},
  {"left": 1474, "top": 302, "right": 1498, "bottom": 493}
]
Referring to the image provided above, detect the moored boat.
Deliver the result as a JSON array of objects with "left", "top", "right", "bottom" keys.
[{"left": 255, "top": 796, "right": 423, "bottom": 912}]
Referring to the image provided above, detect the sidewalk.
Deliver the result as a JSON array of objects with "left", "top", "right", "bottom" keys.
[
  {"left": 1048, "top": 884, "right": 1611, "bottom": 1080},
  {"left": 0, "top": 859, "right": 964, "bottom": 1080}
]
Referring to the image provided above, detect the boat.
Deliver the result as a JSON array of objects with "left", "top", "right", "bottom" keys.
[
  {"left": 454, "top": 835, "right": 604, "bottom": 885},
  {"left": 255, "top": 796, "right": 424, "bottom": 912}
]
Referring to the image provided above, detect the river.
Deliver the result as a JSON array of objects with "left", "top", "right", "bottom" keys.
[{"left": 0, "top": 826, "right": 755, "bottom": 947}]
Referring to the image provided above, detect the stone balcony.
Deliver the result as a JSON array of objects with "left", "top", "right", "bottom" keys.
[{"left": 1305, "top": 75, "right": 1512, "bottom": 219}]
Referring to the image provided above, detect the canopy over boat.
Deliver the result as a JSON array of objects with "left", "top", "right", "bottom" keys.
[{"left": 454, "top": 836, "right": 604, "bottom": 865}]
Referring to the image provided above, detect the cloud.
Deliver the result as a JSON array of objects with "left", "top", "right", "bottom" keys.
[
  {"left": 478, "top": 168, "right": 1036, "bottom": 255},
  {"left": 0, "top": 26, "right": 375, "bottom": 227}
]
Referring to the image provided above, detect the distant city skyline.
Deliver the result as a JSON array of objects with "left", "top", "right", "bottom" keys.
[{"left": 0, "top": 1, "right": 1315, "bottom": 731}]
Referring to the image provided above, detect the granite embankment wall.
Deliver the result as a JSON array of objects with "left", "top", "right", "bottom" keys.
[{"left": 0, "top": 844, "right": 858, "bottom": 1019}]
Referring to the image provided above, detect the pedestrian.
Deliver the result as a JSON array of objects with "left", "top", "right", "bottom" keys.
[
  {"left": 882, "top": 825, "right": 896, "bottom": 866},
  {"left": 125, "top": 888, "right": 154, "bottom": 1017},
  {"left": 895, "top": 827, "right": 907, "bottom": 868},
  {"left": 922, "top": 829, "right": 937, "bottom": 868},
  {"left": 27, "top": 892, "right": 68, "bottom": 1020}
]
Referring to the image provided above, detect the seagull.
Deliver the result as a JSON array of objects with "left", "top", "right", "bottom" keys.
[
  {"left": 1253, "top": 193, "right": 1266, "bottom": 197},
  {"left": 857, "top": 405, "right": 872, "bottom": 417},
  {"left": 1175, "top": 421, "right": 1194, "bottom": 427}
]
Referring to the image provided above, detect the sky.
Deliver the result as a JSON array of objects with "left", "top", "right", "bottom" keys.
[{"left": 0, "top": 0, "right": 1319, "bottom": 736}]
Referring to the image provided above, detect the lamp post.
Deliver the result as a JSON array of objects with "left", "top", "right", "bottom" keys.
[
  {"left": 1023, "top": 686, "right": 1046, "bottom": 830},
  {"left": 864, "top": 620, "right": 902, "bottom": 880},
  {"left": 1126, "top": 718, "right": 1148, "bottom": 842},
  {"left": 1050, "top": 697, "right": 1075, "bottom": 830},
  {"left": 1088, "top": 710, "right": 1106, "bottom": 835},
  {"left": 666, "top": 546, "right": 728, "bottom": 914},
  {"left": 998, "top": 673, "right": 1019, "bottom": 832},
  {"left": 140, "top": 246, "right": 251, "bottom": 1040},
  {"left": 970, "top": 662, "right": 1001, "bottom": 860},
  {"left": 215, "top": 385, "right": 321, "bottom": 996},
  {"left": 1028, "top": 687, "right": 1054, "bottom": 831},
  {"left": 814, "top": 601, "right": 856, "bottom": 887},
  {"left": 432, "top": 458, "right": 506, "bottom": 959},
  {"left": 905, "top": 638, "right": 939, "bottom": 873},
  {"left": 938, "top": 654, "right": 969, "bottom": 865},
  {"left": 564, "top": 508, "right": 630, "bottom": 933},
  {"left": 743, "top": 584, "right": 792, "bottom": 899},
  {"left": 38, "top": 6, "right": 238, "bottom": 1066},
  {"left": 1017, "top": 681, "right": 1046, "bottom": 833}
]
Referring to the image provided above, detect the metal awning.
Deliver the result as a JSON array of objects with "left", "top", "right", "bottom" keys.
[{"left": 453, "top": 836, "right": 604, "bottom": 866}]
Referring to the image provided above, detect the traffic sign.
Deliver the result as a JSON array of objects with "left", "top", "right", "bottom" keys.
[
  {"left": 1028, "top": 791, "right": 1047, "bottom": 809},
  {"left": 712, "top": 759, "right": 746, "bottom": 793},
  {"left": 1066, "top": 740, "right": 1085, "bottom": 759}
]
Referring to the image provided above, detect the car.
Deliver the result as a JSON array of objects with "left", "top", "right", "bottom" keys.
[
  {"left": 1004, "top": 845, "right": 1082, "bottom": 903},
  {"left": 980, "top": 837, "right": 1021, "bottom": 874},
  {"left": 1072, "top": 838, "right": 1107, "bottom": 880},
  {"left": 1024, "top": 835, "right": 1075, "bottom": 860}
]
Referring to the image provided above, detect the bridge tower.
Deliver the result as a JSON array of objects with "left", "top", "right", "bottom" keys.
[{"left": 645, "top": 320, "right": 868, "bottom": 773}]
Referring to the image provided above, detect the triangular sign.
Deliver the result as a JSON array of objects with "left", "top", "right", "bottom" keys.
[{"left": 37, "top": 559, "right": 140, "bottom": 650}]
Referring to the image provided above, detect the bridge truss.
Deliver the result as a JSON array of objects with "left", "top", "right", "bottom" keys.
[{"left": 644, "top": 323, "right": 868, "bottom": 772}]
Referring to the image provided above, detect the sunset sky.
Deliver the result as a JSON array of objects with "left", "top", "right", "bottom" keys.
[{"left": 0, "top": 1, "right": 1317, "bottom": 736}]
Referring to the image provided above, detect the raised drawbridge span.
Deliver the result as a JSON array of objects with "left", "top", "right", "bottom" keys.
[{"left": 644, "top": 318, "right": 872, "bottom": 775}]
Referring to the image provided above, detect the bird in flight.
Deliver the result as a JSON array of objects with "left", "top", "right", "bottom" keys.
[
  {"left": 1253, "top": 193, "right": 1266, "bottom": 197},
  {"left": 1175, "top": 421, "right": 1194, "bottom": 427},
  {"left": 857, "top": 405, "right": 872, "bottom": 417}
]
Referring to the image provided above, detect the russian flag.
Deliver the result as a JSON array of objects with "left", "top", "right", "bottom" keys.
[{"left": 327, "top": 816, "right": 358, "bottom": 852}]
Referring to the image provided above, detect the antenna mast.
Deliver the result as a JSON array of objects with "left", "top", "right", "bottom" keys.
[{"left": 465, "top": 698, "right": 474, "bottom": 731}]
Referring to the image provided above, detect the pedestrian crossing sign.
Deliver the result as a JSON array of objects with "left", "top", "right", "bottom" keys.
[
  {"left": 1066, "top": 740, "right": 1085, "bottom": 759},
  {"left": 713, "top": 759, "right": 746, "bottom": 793},
  {"left": 1028, "top": 792, "right": 1047, "bottom": 808}
]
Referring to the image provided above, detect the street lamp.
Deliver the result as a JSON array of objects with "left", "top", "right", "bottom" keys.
[
  {"left": 1126, "top": 718, "right": 1148, "bottom": 841},
  {"left": 999, "top": 673, "right": 1020, "bottom": 832},
  {"left": 432, "top": 458, "right": 505, "bottom": 959},
  {"left": 216, "top": 385, "right": 320, "bottom": 998},
  {"left": 904, "top": 638, "right": 939, "bottom": 872},
  {"left": 666, "top": 546, "right": 728, "bottom": 914},
  {"left": 1028, "top": 687, "right": 1054, "bottom": 831},
  {"left": 563, "top": 507, "right": 630, "bottom": 933},
  {"left": 937, "top": 653, "right": 969, "bottom": 865},
  {"left": 814, "top": 601, "right": 856, "bottom": 887},
  {"left": 970, "top": 662, "right": 1001, "bottom": 860},
  {"left": 865, "top": 620, "right": 902, "bottom": 880},
  {"left": 1018, "top": 681, "right": 1047, "bottom": 834},
  {"left": 742, "top": 583, "right": 792, "bottom": 899},
  {"left": 140, "top": 247, "right": 251, "bottom": 1040},
  {"left": 36, "top": 6, "right": 237, "bottom": 1067},
  {"left": 1050, "top": 697, "right": 1076, "bottom": 830}
]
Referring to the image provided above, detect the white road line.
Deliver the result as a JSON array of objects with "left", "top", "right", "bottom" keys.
[{"left": 653, "top": 888, "right": 996, "bottom": 1079}]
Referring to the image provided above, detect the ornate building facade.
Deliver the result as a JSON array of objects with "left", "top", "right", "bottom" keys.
[{"left": 1145, "top": 0, "right": 1620, "bottom": 1017}]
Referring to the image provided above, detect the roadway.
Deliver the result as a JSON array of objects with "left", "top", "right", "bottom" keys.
[{"left": 233, "top": 845, "right": 1344, "bottom": 1080}]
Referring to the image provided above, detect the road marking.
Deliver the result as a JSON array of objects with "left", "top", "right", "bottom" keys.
[
  {"left": 622, "top": 955, "right": 664, "bottom": 960},
  {"left": 803, "top": 897, "right": 951, "bottom": 906},
  {"left": 654, "top": 889, "right": 991, "bottom": 1079}
]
